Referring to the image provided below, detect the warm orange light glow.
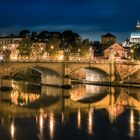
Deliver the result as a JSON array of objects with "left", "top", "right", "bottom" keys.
[
  {"left": 130, "top": 49, "right": 134, "bottom": 53},
  {"left": 88, "top": 108, "right": 94, "bottom": 135},
  {"left": 11, "top": 121, "right": 15, "bottom": 139},
  {"left": 61, "top": 112, "right": 64, "bottom": 123},
  {"left": 77, "top": 108, "right": 81, "bottom": 129},
  {"left": 129, "top": 109, "right": 134, "bottom": 137},
  {"left": 49, "top": 112, "right": 55, "bottom": 139},
  {"left": 51, "top": 46, "right": 54, "bottom": 49},
  {"left": 58, "top": 55, "right": 64, "bottom": 60},
  {"left": 39, "top": 113, "right": 44, "bottom": 133}
]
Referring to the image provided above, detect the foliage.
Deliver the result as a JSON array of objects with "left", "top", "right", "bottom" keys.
[
  {"left": 3, "top": 49, "right": 11, "bottom": 60},
  {"left": 17, "top": 29, "right": 93, "bottom": 60},
  {"left": 17, "top": 37, "right": 33, "bottom": 58},
  {"left": 78, "top": 39, "right": 91, "bottom": 57},
  {"left": 19, "top": 30, "right": 30, "bottom": 37},
  {"left": 60, "top": 30, "right": 80, "bottom": 48}
]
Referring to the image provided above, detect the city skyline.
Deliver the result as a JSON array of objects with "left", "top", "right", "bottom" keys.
[{"left": 0, "top": 0, "right": 140, "bottom": 42}]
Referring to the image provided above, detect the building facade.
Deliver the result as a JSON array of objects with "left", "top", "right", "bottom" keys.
[
  {"left": 104, "top": 43, "right": 126, "bottom": 60},
  {"left": 0, "top": 35, "right": 47, "bottom": 61}
]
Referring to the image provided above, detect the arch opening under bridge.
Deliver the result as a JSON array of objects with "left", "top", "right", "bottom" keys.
[
  {"left": 11, "top": 66, "right": 63, "bottom": 86},
  {"left": 69, "top": 66, "right": 110, "bottom": 82}
]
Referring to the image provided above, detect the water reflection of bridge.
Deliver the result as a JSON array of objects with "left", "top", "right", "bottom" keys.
[
  {"left": 1, "top": 83, "right": 140, "bottom": 118},
  {"left": 1, "top": 83, "right": 140, "bottom": 136}
]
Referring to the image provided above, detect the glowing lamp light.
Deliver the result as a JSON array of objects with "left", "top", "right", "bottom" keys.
[
  {"left": 11, "top": 121, "right": 15, "bottom": 139},
  {"left": 51, "top": 46, "right": 54, "bottom": 49},
  {"left": 3, "top": 46, "right": 6, "bottom": 50},
  {"left": 0, "top": 54, "right": 3, "bottom": 61},
  {"left": 58, "top": 55, "right": 64, "bottom": 60}
]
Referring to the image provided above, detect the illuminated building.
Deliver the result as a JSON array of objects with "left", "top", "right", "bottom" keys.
[
  {"left": 130, "top": 21, "right": 140, "bottom": 44},
  {"left": 104, "top": 43, "right": 126, "bottom": 60}
]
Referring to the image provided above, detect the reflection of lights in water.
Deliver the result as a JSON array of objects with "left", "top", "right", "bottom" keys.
[
  {"left": 36, "top": 116, "right": 38, "bottom": 123},
  {"left": 49, "top": 112, "right": 55, "bottom": 139},
  {"left": 88, "top": 108, "right": 94, "bottom": 135},
  {"left": 77, "top": 108, "right": 81, "bottom": 129},
  {"left": 129, "top": 109, "right": 135, "bottom": 137},
  {"left": 11, "top": 90, "right": 40, "bottom": 105},
  {"left": 25, "top": 95, "right": 28, "bottom": 104},
  {"left": 11, "top": 121, "right": 15, "bottom": 139},
  {"left": 39, "top": 113, "right": 44, "bottom": 134},
  {"left": 138, "top": 112, "right": 140, "bottom": 133},
  {"left": 38, "top": 110, "right": 46, "bottom": 140},
  {"left": 61, "top": 112, "right": 64, "bottom": 123}
]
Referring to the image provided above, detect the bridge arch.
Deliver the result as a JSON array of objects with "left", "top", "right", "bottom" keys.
[
  {"left": 10, "top": 65, "right": 64, "bottom": 86},
  {"left": 68, "top": 66, "right": 110, "bottom": 75},
  {"left": 11, "top": 65, "right": 62, "bottom": 77},
  {"left": 68, "top": 66, "right": 110, "bottom": 82}
]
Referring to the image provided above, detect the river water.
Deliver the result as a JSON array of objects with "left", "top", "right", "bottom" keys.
[{"left": 0, "top": 81, "right": 140, "bottom": 140}]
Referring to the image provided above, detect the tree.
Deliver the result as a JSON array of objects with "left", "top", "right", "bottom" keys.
[
  {"left": 19, "top": 30, "right": 30, "bottom": 38},
  {"left": 38, "top": 31, "right": 49, "bottom": 41},
  {"left": 17, "top": 37, "right": 32, "bottom": 59},
  {"left": 3, "top": 49, "right": 11, "bottom": 60},
  {"left": 31, "top": 32, "right": 38, "bottom": 41},
  {"left": 78, "top": 39, "right": 91, "bottom": 58},
  {"left": 61, "top": 30, "right": 80, "bottom": 49}
]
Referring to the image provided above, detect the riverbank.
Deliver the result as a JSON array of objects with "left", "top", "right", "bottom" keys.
[{"left": 72, "top": 80, "right": 140, "bottom": 88}]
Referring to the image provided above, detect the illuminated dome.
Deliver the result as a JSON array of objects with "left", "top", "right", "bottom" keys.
[{"left": 130, "top": 21, "right": 140, "bottom": 44}]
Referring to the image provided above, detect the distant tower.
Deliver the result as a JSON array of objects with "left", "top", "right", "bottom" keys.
[
  {"left": 130, "top": 20, "right": 140, "bottom": 44},
  {"left": 101, "top": 33, "right": 116, "bottom": 45}
]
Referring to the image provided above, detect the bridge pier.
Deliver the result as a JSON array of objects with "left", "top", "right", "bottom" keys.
[
  {"left": 109, "top": 62, "right": 115, "bottom": 82},
  {"left": 0, "top": 79, "right": 12, "bottom": 91},
  {"left": 41, "top": 74, "right": 71, "bottom": 88}
]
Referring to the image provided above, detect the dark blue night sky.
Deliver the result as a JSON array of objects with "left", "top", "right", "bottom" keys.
[{"left": 0, "top": 0, "right": 140, "bottom": 42}]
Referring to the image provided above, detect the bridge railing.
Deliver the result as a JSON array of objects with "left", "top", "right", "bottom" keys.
[{"left": 5, "top": 57, "right": 140, "bottom": 64}]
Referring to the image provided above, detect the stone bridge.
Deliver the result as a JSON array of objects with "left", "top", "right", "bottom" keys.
[{"left": 0, "top": 60, "right": 140, "bottom": 87}]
